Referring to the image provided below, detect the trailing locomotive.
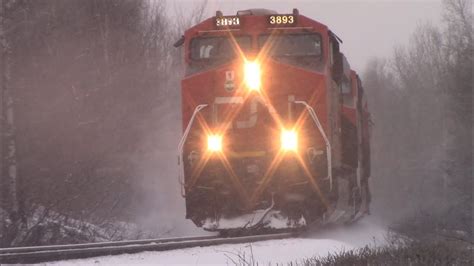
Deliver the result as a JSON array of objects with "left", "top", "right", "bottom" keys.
[{"left": 175, "top": 8, "right": 371, "bottom": 233}]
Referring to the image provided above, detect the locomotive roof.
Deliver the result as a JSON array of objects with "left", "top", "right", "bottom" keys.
[
  {"left": 236, "top": 9, "right": 278, "bottom": 16},
  {"left": 183, "top": 9, "right": 329, "bottom": 36},
  {"left": 173, "top": 10, "right": 329, "bottom": 48}
]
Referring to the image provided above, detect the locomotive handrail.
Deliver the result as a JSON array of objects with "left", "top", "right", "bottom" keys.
[
  {"left": 177, "top": 104, "right": 208, "bottom": 197},
  {"left": 294, "top": 100, "right": 333, "bottom": 191}
]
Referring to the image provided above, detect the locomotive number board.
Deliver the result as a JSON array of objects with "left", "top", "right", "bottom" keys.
[
  {"left": 215, "top": 16, "right": 240, "bottom": 27},
  {"left": 268, "top": 15, "right": 296, "bottom": 25}
]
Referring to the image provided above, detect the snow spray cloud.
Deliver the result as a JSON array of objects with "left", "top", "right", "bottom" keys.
[
  {"left": 129, "top": 61, "right": 203, "bottom": 237},
  {"left": 127, "top": 0, "right": 212, "bottom": 238}
]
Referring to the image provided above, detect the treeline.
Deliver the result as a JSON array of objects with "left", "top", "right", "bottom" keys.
[
  {"left": 0, "top": 0, "right": 205, "bottom": 247},
  {"left": 364, "top": 0, "right": 472, "bottom": 240}
]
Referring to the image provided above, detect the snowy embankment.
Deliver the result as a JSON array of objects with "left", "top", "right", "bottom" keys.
[{"left": 49, "top": 217, "right": 387, "bottom": 265}]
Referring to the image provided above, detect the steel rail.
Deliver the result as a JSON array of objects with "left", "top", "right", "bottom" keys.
[
  {"left": 0, "top": 232, "right": 295, "bottom": 264},
  {"left": 0, "top": 235, "right": 217, "bottom": 254}
]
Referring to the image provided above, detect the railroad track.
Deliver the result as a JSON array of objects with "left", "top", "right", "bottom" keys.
[{"left": 0, "top": 232, "right": 296, "bottom": 264}]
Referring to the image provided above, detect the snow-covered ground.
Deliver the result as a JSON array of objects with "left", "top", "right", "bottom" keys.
[{"left": 48, "top": 217, "right": 387, "bottom": 265}]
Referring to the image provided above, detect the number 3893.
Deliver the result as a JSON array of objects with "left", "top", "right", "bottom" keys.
[{"left": 269, "top": 15, "right": 295, "bottom": 25}]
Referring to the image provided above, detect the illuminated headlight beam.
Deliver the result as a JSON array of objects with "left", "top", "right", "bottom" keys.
[
  {"left": 281, "top": 129, "right": 298, "bottom": 151},
  {"left": 244, "top": 61, "right": 261, "bottom": 91},
  {"left": 207, "top": 134, "right": 222, "bottom": 152}
]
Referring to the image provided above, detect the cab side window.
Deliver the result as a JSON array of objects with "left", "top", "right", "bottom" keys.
[
  {"left": 329, "top": 36, "right": 342, "bottom": 84},
  {"left": 342, "top": 80, "right": 355, "bottom": 108}
]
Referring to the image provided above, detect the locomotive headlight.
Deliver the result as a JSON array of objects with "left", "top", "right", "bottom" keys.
[
  {"left": 207, "top": 134, "right": 222, "bottom": 152},
  {"left": 281, "top": 129, "right": 298, "bottom": 151},
  {"left": 244, "top": 61, "right": 261, "bottom": 91}
]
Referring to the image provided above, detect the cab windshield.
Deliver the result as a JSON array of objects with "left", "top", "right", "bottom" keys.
[
  {"left": 188, "top": 36, "right": 251, "bottom": 74},
  {"left": 190, "top": 36, "right": 251, "bottom": 61},
  {"left": 258, "top": 33, "right": 323, "bottom": 70}
]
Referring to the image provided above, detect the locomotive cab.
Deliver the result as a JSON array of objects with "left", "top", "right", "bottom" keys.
[{"left": 176, "top": 9, "right": 371, "bottom": 232}]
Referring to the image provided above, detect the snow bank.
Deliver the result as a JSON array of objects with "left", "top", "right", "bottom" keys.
[
  {"left": 48, "top": 238, "right": 353, "bottom": 265},
  {"left": 49, "top": 217, "right": 388, "bottom": 265}
]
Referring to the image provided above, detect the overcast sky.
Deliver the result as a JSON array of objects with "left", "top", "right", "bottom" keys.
[{"left": 173, "top": 0, "right": 443, "bottom": 72}]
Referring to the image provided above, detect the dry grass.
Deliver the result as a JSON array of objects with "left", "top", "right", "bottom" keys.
[
  {"left": 227, "top": 237, "right": 472, "bottom": 266},
  {"left": 300, "top": 240, "right": 472, "bottom": 266}
]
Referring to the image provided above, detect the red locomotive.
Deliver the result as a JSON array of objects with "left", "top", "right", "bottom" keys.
[{"left": 175, "top": 8, "right": 371, "bottom": 233}]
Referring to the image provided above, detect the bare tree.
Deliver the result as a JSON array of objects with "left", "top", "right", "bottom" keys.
[
  {"left": 0, "top": 0, "right": 210, "bottom": 247},
  {"left": 364, "top": 0, "right": 472, "bottom": 240},
  {"left": 1, "top": 0, "right": 23, "bottom": 248}
]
